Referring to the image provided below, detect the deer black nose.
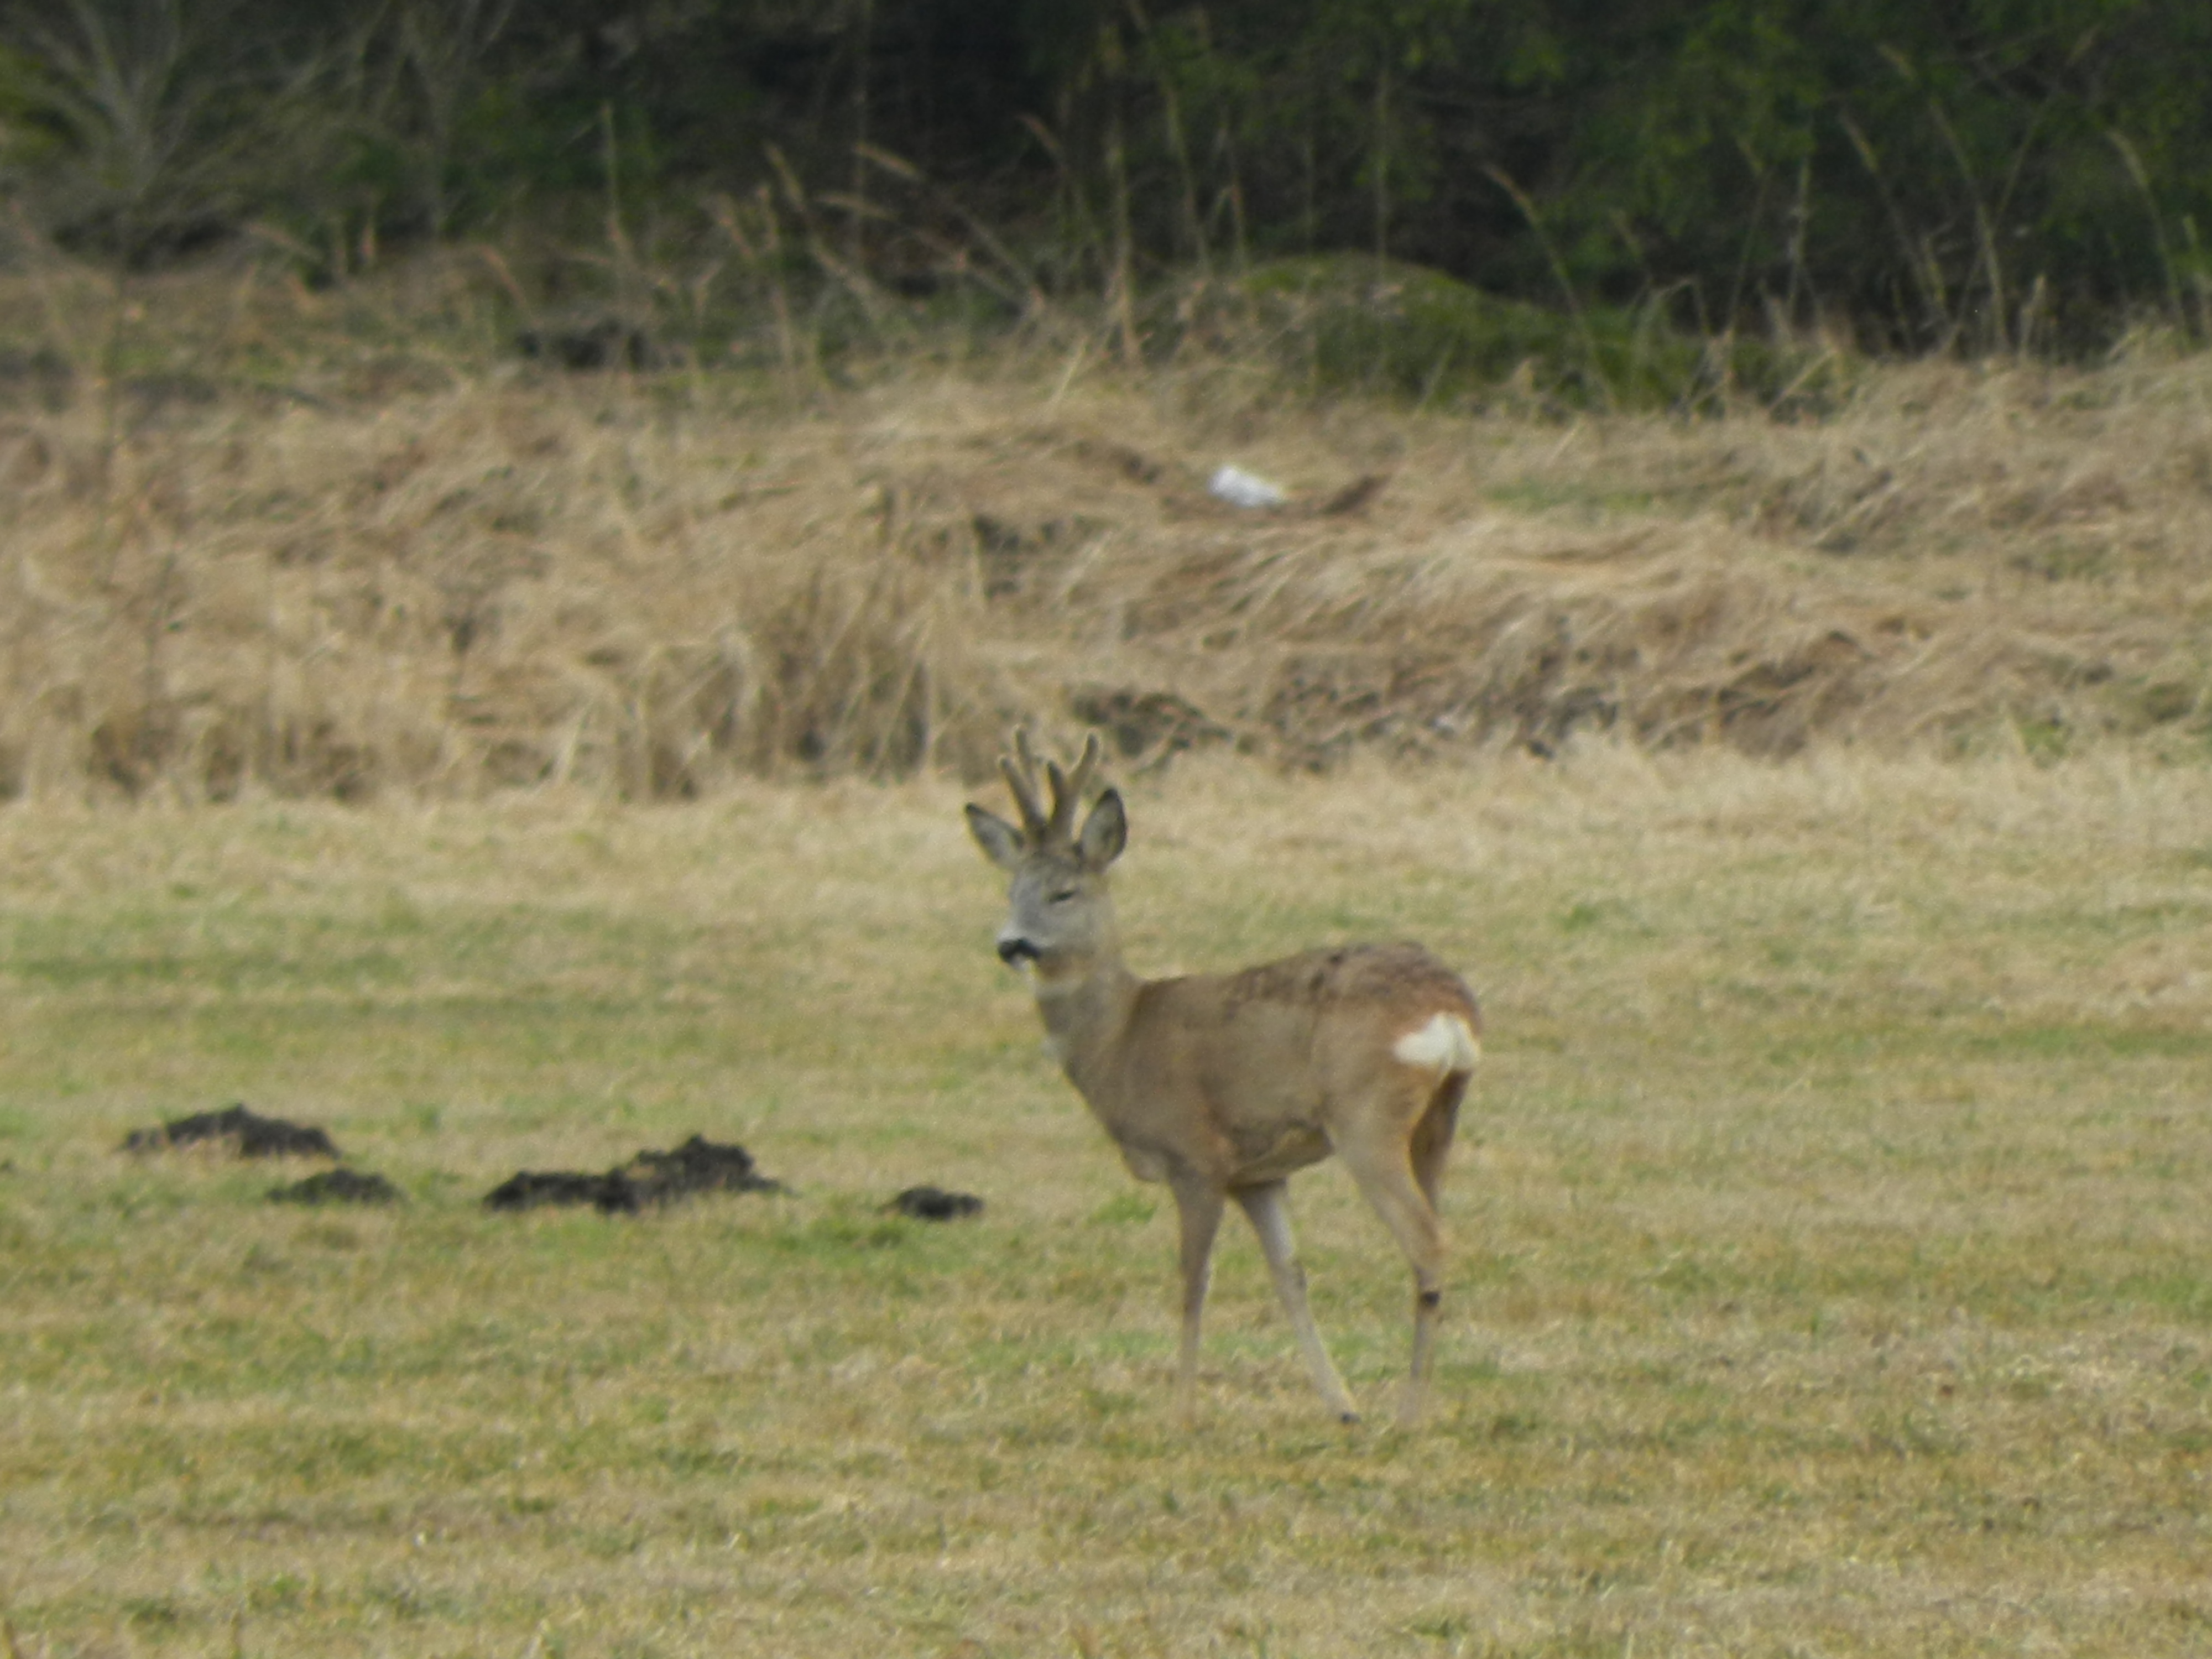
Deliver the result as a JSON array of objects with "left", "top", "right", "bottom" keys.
[{"left": 998, "top": 936, "right": 1041, "bottom": 965}]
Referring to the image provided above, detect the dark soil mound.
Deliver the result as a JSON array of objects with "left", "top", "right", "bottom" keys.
[
  {"left": 268, "top": 1168, "right": 404, "bottom": 1206},
  {"left": 122, "top": 1104, "right": 338, "bottom": 1159},
  {"left": 627, "top": 1135, "right": 785, "bottom": 1202},
  {"left": 888, "top": 1185, "right": 984, "bottom": 1221},
  {"left": 483, "top": 1135, "right": 784, "bottom": 1215},
  {"left": 482, "top": 1168, "right": 638, "bottom": 1214}
]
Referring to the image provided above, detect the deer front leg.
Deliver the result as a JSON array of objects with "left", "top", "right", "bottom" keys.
[
  {"left": 1170, "top": 1180, "right": 1225, "bottom": 1423},
  {"left": 1235, "top": 1181, "right": 1360, "bottom": 1423}
]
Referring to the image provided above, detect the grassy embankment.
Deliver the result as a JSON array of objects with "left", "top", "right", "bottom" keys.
[
  {"left": 0, "top": 253, "right": 2210, "bottom": 1656},
  {"left": 1, "top": 250, "right": 2209, "bottom": 799}
]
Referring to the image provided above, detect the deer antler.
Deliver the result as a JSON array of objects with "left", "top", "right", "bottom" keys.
[
  {"left": 1044, "top": 732, "right": 1102, "bottom": 844},
  {"left": 999, "top": 730, "right": 1050, "bottom": 841},
  {"left": 999, "top": 729, "right": 1103, "bottom": 848}
]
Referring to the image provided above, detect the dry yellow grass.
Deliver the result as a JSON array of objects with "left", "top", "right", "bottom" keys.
[
  {"left": 1, "top": 749, "right": 2209, "bottom": 1656},
  {"left": 1, "top": 253, "right": 2209, "bottom": 802}
]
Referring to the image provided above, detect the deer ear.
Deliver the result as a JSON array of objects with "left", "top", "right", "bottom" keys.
[
  {"left": 966, "top": 804, "right": 1026, "bottom": 871},
  {"left": 1076, "top": 787, "right": 1127, "bottom": 869}
]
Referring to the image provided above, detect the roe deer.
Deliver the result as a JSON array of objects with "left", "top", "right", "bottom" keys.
[{"left": 966, "top": 732, "right": 1480, "bottom": 1426}]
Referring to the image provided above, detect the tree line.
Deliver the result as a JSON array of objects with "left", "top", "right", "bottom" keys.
[{"left": 4, "top": 0, "right": 2210, "bottom": 354}]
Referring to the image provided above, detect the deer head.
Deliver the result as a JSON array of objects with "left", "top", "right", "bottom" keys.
[{"left": 964, "top": 731, "right": 1126, "bottom": 972}]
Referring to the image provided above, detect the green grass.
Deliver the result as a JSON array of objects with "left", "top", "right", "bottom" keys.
[{"left": 2, "top": 753, "right": 2211, "bottom": 1655}]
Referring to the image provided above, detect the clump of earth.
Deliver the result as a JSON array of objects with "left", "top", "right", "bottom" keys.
[
  {"left": 268, "top": 1168, "right": 404, "bottom": 1206},
  {"left": 122, "top": 1103, "right": 340, "bottom": 1159},
  {"left": 888, "top": 1185, "right": 984, "bottom": 1220},
  {"left": 482, "top": 1135, "right": 786, "bottom": 1214}
]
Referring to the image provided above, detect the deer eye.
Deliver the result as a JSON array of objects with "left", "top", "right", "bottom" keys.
[{"left": 1048, "top": 887, "right": 1078, "bottom": 904}]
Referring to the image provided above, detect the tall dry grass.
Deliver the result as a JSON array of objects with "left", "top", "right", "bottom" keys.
[{"left": 1, "top": 251, "right": 2209, "bottom": 801}]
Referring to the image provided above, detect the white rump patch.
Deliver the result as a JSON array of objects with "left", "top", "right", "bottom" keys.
[{"left": 1392, "top": 1012, "right": 1480, "bottom": 1076}]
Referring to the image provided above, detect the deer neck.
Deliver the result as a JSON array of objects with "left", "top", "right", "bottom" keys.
[{"left": 1029, "top": 942, "right": 1140, "bottom": 1090}]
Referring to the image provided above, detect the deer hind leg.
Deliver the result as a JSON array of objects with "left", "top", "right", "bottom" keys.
[
  {"left": 1333, "top": 1083, "right": 1456, "bottom": 1428},
  {"left": 1411, "top": 1073, "right": 1467, "bottom": 1211},
  {"left": 1402, "top": 1074, "right": 1470, "bottom": 1421},
  {"left": 1170, "top": 1179, "right": 1226, "bottom": 1424},
  {"left": 1234, "top": 1180, "right": 1360, "bottom": 1423}
]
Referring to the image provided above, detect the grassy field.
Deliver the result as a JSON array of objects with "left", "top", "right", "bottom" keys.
[{"left": 3, "top": 748, "right": 2210, "bottom": 1656}]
